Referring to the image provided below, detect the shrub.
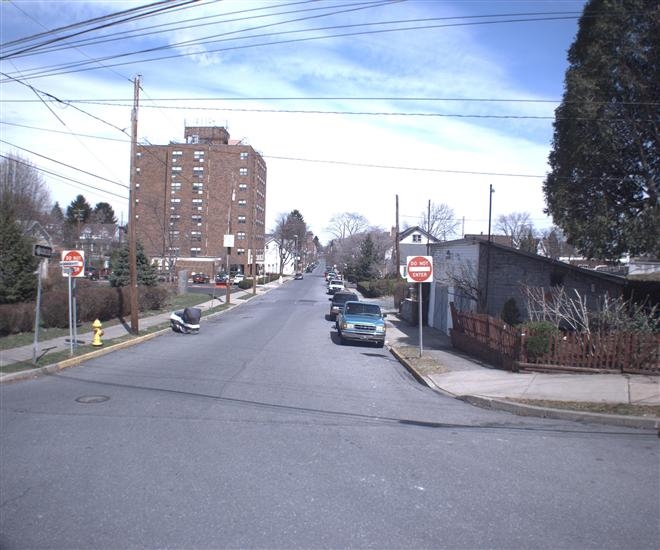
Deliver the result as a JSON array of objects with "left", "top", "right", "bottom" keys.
[
  {"left": 0, "top": 302, "right": 34, "bottom": 335},
  {"left": 41, "top": 290, "right": 70, "bottom": 328},
  {"left": 139, "top": 285, "right": 170, "bottom": 311},
  {"left": 357, "top": 278, "right": 401, "bottom": 298},
  {"left": 522, "top": 321, "right": 560, "bottom": 359}
]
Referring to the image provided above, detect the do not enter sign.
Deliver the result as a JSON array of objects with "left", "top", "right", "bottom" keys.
[
  {"left": 61, "top": 250, "right": 85, "bottom": 278},
  {"left": 406, "top": 255, "right": 433, "bottom": 283}
]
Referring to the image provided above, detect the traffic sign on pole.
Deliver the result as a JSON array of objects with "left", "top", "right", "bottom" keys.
[
  {"left": 406, "top": 255, "right": 433, "bottom": 283},
  {"left": 61, "top": 250, "right": 85, "bottom": 278}
]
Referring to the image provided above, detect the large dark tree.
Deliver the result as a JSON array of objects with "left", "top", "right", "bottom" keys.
[
  {"left": 0, "top": 200, "right": 38, "bottom": 304},
  {"left": 544, "top": 0, "right": 659, "bottom": 259},
  {"left": 65, "top": 195, "right": 93, "bottom": 225},
  {"left": 92, "top": 202, "right": 118, "bottom": 224}
]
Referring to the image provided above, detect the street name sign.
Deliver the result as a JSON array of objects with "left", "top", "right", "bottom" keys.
[{"left": 406, "top": 255, "right": 433, "bottom": 283}]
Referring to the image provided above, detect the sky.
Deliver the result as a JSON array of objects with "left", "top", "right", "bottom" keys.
[{"left": 0, "top": 0, "right": 588, "bottom": 244}]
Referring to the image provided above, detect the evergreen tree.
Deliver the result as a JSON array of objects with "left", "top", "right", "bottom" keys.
[
  {"left": 50, "top": 202, "right": 64, "bottom": 222},
  {"left": 544, "top": 0, "right": 660, "bottom": 259},
  {"left": 109, "top": 242, "right": 157, "bottom": 287},
  {"left": 65, "top": 195, "right": 93, "bottom": 225},
  {"left": 92, "top": 202, "right": 118, "bottom": 224},
  {"left": 355, "top": 234, "right": 378, "bottom": 281},
  {"left": 0, "top": 201, "right": 38, "bottom": 304}
]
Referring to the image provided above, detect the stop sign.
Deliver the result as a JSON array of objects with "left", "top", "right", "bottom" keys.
[
  {"left": 406, "top": 255, "right": 433, "bottom": 283},
  {"left": 61, "top": 250, "right": 85, "bottom": 278}
]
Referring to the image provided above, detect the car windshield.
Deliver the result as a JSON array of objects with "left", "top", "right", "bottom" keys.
[
  {"left": 335, "top": 294, "right": 357, "bottom": 303},
  {"left": 344, "top": 303, "right": 381, "bottom": 316}
]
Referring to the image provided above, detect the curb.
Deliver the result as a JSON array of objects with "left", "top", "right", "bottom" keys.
[{"left": 389, "top": 345, "right": 659, "bottom": 431}]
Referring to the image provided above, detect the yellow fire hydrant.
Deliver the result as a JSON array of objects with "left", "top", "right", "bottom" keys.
[{"left": 92, "top": 319, "right": 104, "bottom": 347}]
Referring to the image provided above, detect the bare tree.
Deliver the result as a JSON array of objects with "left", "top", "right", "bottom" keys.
[
  {"left": 0, "top": 153, "right": 51, "bottom": 222},
  {"left": 445, "top": 260, "right": 482, "bottom": 310},
  {"left": 419, "top": 202, "right": 460, "bottom": 240},
  {"left": 272, "top": 210, "right": 308, "bottom": 274},
  {"left": 326, "top": 212, "right": 369, "bottom": 241},
  {"left": 495, "top": 212, "right": 535, "bottom": 249}
]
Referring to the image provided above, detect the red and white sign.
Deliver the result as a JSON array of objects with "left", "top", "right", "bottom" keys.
[
  {"left": 406, "top": 255, "right": 433, "bottom": 283},
  {"left": 60, "top": 250, "right": 85, "bottom": 278}
]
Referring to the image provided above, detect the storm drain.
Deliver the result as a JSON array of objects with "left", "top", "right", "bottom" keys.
[{"left": 75, "top": 395, "right": 110, "bottom": 404}]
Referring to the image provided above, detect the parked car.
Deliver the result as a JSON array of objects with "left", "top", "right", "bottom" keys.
[
  {"left": 327, "top": 279, "right": 345, "bottom": 294},
  {"left": 215, "top": 273, "right": 230, "bottom": 285},
  {"left": 192, "top": 273, "right": 210, "bottom": 284},
  {"left": 336, "top": 301, "right": 386, "bottom": 347},
  {"left": 233, "top": 273, "right": 245, "bottom": 284},
  {"left": 85, "top": 267, "right": 99, "bottom": 280},
  {"left": 294, "top": 272, "right": 304, "bottom": 280},
  {"left": 329, "top": 291, "right": 358, "bottom": 320}
]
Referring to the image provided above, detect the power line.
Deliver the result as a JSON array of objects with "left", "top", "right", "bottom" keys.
[
  {"left": 0, "top": 153, "right": 128, "bottom": 201},
  {"left": 0, "top": 139, "right": 129, "bottom": 189},
  {"left": 2, "top": 12, "right": 583, "bottom": 81}
]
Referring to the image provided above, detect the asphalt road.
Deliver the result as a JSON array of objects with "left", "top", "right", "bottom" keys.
[{"left": 1, "top": 273, "right": 658, "bottom": 549}]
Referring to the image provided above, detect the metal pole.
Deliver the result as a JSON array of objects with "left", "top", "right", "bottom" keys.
[
  {"left": 68, "top": 272, "right": 73, "bottom": 356},
  {"left": 72, "top": 276, "right": 78, "bottom": 350},
  {"left": 32, "top": 260, "right": 43, "bottom": 364},
  {"left": 484, "top": 184, "right": 494, "bottom": 314},
  {"left": 418, "top": 282, "right": 423, "bottom": 357}
]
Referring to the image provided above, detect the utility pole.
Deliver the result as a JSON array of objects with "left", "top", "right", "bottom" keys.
[
  {"left": 395, "top": 195, "right": 400, "bottom": 277},
  {"left": 128, "top": 75, "right": 141, "bottom": 334},
  {"left": 483, "top": 184, "right": 494, "bottom": 314}
]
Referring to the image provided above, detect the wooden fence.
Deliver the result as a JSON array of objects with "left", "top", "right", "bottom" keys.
[{"left": 450, "top": 304, "right": 660, "bottom": 375}]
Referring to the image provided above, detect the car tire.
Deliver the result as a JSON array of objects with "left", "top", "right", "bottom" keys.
[{"left": 376, "top": 341, "right": 384, "bottom": 348}]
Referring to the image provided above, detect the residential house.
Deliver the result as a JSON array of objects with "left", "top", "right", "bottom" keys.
[
  {"left": 391, "top": 226, "right": 440, "bottom": 277},
  {"left": 427, "top": 237, "right": 627, "bottom": 334}
]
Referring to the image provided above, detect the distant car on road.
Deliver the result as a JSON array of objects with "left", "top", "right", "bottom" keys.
[
  {"left": 336, "top": 301, "right": 386, "bottom": 347},
  {"left": 192, "top": 273, "right": 210, "bottom": 284},
  {"left": 294, "top": 272, "right": 304, "bottom": 280},
  {"left": 85, "top": 267, "right": 99, "bottom": 280},
  {"left": 329, "top": 291, "right": 358, "bottom": 320},
  {"left": 215, "top": 273, "right": 230, "bottom": 285},
  {"left": 233, "top": 273, "right": 245, "bottom": 284},
  {"left": 327, "top": 279, "right": 345, "bottom": 294}
]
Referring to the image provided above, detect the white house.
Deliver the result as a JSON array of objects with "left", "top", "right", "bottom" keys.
[{"left": 264, "top": 235, "right": 295, "bottom": 275}]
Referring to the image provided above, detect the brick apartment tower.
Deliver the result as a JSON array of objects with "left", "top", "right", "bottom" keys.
[{"left": 134, "top": 125, "right": 267, "bottom": 277}]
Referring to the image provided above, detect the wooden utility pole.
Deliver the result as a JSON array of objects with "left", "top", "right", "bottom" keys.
[
  {"left": 395, "top": 195, "right": 400, "bottom": 276},
  {"left": 128, "top": 75, "right": 141, "bottom": 334}
]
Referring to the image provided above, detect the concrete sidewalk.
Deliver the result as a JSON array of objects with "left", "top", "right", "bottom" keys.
[{"left": 384, "top": 316, "right": 659, "bottom": 430}]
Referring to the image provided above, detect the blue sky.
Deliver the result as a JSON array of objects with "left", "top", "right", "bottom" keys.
[{"left": 1, "top": 0, "right": 587, "bottom": 242}]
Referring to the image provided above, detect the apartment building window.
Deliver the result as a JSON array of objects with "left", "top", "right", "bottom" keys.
[
  {"left": 168, "top": 230, "right": 180, "bottom": 240},
  {"left": 238, "top": 199, "right": 247, "bottom": 207},
  {"left": 240, "top": 152, "right": 248, "bottom": 160},
  {"left": 193, "top": 151, "right": 205, "bottom": 162},
  {"left": 172, "top": 166, "right": 182, "bottom": 172},
  {"left": 192, "top": 182, "right": 203, "bottom": 192},
  {"left": 191, "top": 215, "right": 202, "bottom": 225},
  {"left": 192, "top": 198, "right": 203, "bottom": 205},
  {"left": 191, "top": 231, "right": 202, "bottom": 242},
  {"left": 190, "top": 247, "right": 201, "bottom": 257},
  {"left": 169, "top": 215, "right": 181, "bottom": 225},
  {"left": 412, "top": 234, "right": 422, "bottom": 243},
  {"left": 237, "top": 231, "right": 246, "bottom": 240},
  {"left": 239, "top": 168, "right": 248, "bottom": 176},
  {"left": 237, "top": 216, "right": 246, "bottom": 224},
  {"left": 193, "top": 166, "right": 204, "bottom": 173},
  {"left": 172, "top": 150, "right": 183, "bottom": 156},
  {"left": 171, "top": 182, "right": 182, "bottom": 191},
  {"left": 236, "top": 248, "right": 245, "bottom": 256},
  {"left": 239, "top": 183, "right": 247, "bottom": 191},
  {"left": 171, "top": 198, "right": 181, "bottom": 204},
  {"left": 167, "top": 247, "right": 180, "bottom": 256}
]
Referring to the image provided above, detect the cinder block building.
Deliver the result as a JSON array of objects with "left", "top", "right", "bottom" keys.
[{"left": 134, "top": 125, "right": 267, "bottom": 278}]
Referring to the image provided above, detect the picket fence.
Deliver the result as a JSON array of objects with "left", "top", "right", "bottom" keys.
[{"left": 450, "top": 305, "right": 660, "bottom": 375}]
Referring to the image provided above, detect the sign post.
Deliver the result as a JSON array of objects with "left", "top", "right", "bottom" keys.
[
  {"left": 60, "top": 250, "right": 85, "bottom": 355},
  {"left": 32, "top": 245, "right": 52, "bottom": 364},
  {"left": 406, "top": 256, "right": 433, "bottom": 357}
]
